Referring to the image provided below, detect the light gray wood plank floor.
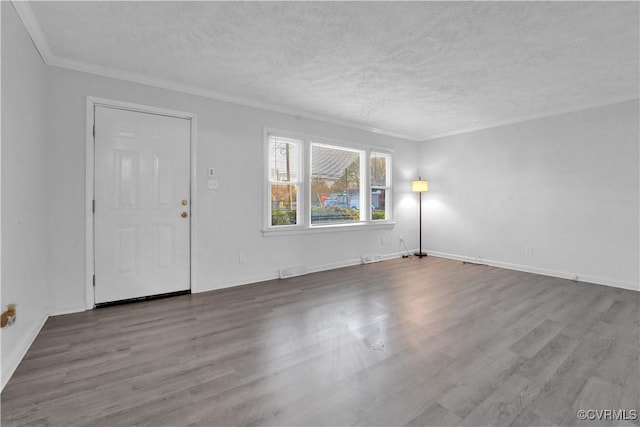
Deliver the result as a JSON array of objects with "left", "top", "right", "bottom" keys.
[{"left": 2, "top": 257, "right": 638, "bottom": 426}]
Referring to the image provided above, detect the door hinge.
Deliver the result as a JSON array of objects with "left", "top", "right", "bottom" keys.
[
  {"left": 93, "top": 275, "right": 96, "bottom": 287},
  {"left": 93, "top": 124, "right": 95, "bottom": 138},
  {"left": 92, "top": 200, "right": 95, "bottom": 213}
]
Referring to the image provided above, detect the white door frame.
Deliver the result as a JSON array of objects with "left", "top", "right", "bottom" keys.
[{"left": 85, "top": 97, "right": 199, "bottom": 309}]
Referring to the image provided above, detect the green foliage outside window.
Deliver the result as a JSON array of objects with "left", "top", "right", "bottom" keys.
[
  {"left": 271, "top": 209, "right": 296, "bottom": 226},
  {"left": 372, "top": 210, "right": 385, "bottom": 220},
  {"left": 311, "top": 206, "right": 359, "bottom": 223}
]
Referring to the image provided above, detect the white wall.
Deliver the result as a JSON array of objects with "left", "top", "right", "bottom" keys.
[
  {"left": 46, "top": 66, "right": 420, "bottom": 312},
  {"left": 418, "top": 100, "right": 639, "bottom": 290},
  {"left": 1, "top": 2, "right": 50, "bottom": 388}
]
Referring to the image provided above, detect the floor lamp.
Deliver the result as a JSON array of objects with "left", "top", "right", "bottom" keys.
[{"left": 412, "top": 177, "right": 429, "bottom": 258}]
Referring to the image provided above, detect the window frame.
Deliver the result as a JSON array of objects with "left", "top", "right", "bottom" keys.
[
  {"left": 369, "top": 151, "right": 392, "bottom": 222},
  {"left": 263, "top": 128, "right": 394, "bottom": 235},
  {"left": 265, "top": 132, "right": 305, "bottom": 230},
  {"left": 309, "top": 141, "right": 366, "bottom": 227}
]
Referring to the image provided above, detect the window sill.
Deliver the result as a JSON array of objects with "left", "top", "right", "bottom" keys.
[{"left": 262, "top": 221, "right": 396, "bottom": 237}]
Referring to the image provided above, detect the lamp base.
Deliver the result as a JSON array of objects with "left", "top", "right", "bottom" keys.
[{"left": 414, "top": 251, "right": 428, "bottom": 258}]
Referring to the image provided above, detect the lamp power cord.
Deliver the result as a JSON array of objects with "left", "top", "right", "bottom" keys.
[{"left": 400, "top": 238, "right": 412, "bottom": 258}]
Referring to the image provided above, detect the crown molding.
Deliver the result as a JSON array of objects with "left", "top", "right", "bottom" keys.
[
  {"left": 48, "top": 55, "right": 422, "bottom": 142},
  {"left": 12, "top": 0, "right": 638, "bottom": 145},
  {"left": 10, "top": 0, "right": 421, "bottom": 142},
  {"left": 418, "top": 96, "right": 640, "bottom": 142},
  {"left": 11, "top": 1, "right": 53, "bottom": 63}
]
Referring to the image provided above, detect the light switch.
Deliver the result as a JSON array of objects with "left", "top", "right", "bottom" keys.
[
  {"left": 208, "top": 168, "right": 216, "bottom": 177},
  {"left": 208, "top": 180, "right": 218, "bottom": 190}
]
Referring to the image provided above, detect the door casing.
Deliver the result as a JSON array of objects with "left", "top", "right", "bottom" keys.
[{"left": 85, "top": 97, "right": 199, "bottom": 309}]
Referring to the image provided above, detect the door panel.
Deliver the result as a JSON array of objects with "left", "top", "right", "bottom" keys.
[
  {"left": 94, "top": 106, "right": 191, "bottom": 304},
  {"left": 152, "top": 223, "right": 175, "bottom": 270},
  {"left": 116, "top": 226, "right": 138, "bottom": 275},
  {"left": 153, "top": 154, "right": 173, "bottom": 208},
  {"left": 114, "top": 150, "right": 139, "bottom": 208}
]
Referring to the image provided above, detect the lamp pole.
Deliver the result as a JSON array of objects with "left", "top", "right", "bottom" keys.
[
  {"left": 412, "top": 177, "right": 429, "bottom": 258},
  {"left": 415, "top": 190, "right": 427, "bottom": 258}
]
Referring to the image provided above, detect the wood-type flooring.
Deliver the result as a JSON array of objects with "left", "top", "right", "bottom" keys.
[{"left": 2, "top": 257, "right": 638, "bottom": 426}]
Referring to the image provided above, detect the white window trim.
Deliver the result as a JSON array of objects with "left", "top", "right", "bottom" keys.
[
  {"left": 266, "top": 134, "right": 304, "bottom": 229},
  {"left": 370, "top": 151, "right": 392, "bottom": 222},
  {"left": 263, "top": 128, "right": 394, "bottom": 236},
  {"left": 263, "top": 129, "right": 307, "bottom": 231},
  {"left": 309, "top": 142, "right": 366, "bottom": 226}
]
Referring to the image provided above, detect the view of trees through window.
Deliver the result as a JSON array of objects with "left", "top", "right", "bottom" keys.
[
  {"left": 311, "top": 144, "right": 362, "bottom": 225},
  {"left": 269, "top": 136, "right": 300, "bottom": 226},
  {"left": 370, "top": 152, "right": 389, "bottom": 221}
]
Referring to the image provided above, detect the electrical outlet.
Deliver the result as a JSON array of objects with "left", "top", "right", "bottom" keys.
[
  {"left": 525, "top": 246, "right": 533, "bottom": 255},
  {"left": 1, "top": 304, "right": 16, "bottom": 328},
  {"left": 381, "top": 235, "right": 386, "bottom": 246},
  {"left": 239, "top": 252, "right": 246, "bottom": 264}
]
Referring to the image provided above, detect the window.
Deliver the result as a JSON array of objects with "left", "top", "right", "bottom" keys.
[
  {"left": 268, "top": 135, "right": 301, "bottom": 227},
  {"left": 311, "top": 144, "right": 364, "bottom": 225},
  {"left": 370, "top": 152, "right": 390, "bottom": 221},
  {"left": 265, "top": 130, "right": 392, "bottom": 231}
]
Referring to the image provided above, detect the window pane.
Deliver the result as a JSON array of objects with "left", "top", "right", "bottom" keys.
[
  {"left": 370, "top": 153, "right": 387, "bottom": 187},
  {"left": 371, "top": 188, "right": 387, "bottom": 221},
  {"left": 271, "top": 184, "right": 297, "bottom": 226},
  {"left": 311, "top": 145, "right": 361, "bottom": 225},
  {"left": 269, "top": 137, "right": 299, "bottom": 182}
]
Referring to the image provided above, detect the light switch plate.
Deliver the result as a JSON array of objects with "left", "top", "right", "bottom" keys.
[
  {"left": 208, "top": 180, "right": 218, "bottom": 190},
  {"left": 208, "top": 168, "right": 216, "bottom": 177}
]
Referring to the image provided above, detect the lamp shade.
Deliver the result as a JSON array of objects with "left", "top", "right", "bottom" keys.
[{"left": 412, "top": 179, "right": 429, "bottom": 193}]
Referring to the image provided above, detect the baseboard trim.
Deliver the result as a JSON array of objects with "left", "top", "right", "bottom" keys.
[
  {"left": 194, "top": 272, "right": 280, "bottom": 294},
  {"left": 195, "top": 251, "right": 408, "bottom": 293},
  {"left": 427, "top": 251, "right": 639, "bottom": 292},
  {"left": 48, "top": 304, "right": 87, "bottom": 317},
  {"left": 309, "top": 251, "right": 406, "bottom": 274},
  {"left": 308, "top": 258, "right": 362, "bottom": 274},
  {"left": 382, "top": 251, "right": 409, "bottom": 261},
  {"left": 1, "top": 312, "right": 48, "bottom": 391}
]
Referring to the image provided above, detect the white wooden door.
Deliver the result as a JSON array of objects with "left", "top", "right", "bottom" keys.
[{"left": 94, "top": 106, "right": 191, "bottom": 304}]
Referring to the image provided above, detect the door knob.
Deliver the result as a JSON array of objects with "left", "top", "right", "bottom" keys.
[
  {"left": 181, "top": 200, "right": 188, "bottom": 206},
  {"left": 181, "top": 211, "right": 188, "bottom": 218}
]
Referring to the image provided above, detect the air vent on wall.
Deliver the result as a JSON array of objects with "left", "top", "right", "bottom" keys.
[
  {"left": 279, "top": 265, "right": 308, "bottom": 279},
  {"left": 362, "top": 254, "right": 383, "bottom": 264}
]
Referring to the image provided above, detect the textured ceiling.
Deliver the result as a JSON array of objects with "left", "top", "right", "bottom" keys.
[{"left": 24, "top": 1, "right": 640, "bottom": 140}]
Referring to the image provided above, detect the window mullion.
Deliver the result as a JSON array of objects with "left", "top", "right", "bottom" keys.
[
  {"left": 303, "top": 139, "right": 311, "bottom": 228},
  {"left": 363, "top": 150, "right": 371, "bottom": 223}
]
